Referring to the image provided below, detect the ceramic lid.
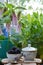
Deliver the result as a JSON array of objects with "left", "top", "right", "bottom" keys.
[{"left": 22, "top": 44, "right": 37, "bottom": 51}]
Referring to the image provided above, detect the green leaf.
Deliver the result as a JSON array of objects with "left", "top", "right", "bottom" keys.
[
  {"left": 0, "top": 2, "right": 4, "bottom": 9},
  {"left": 15, "top": 6, "right": 26, "bottom": 10},
  {"left": 5, "top": 3, "right": 14, "bottom": 9},
  {"left": 3, "top": 15, "right": 11, "bottom": 23}
]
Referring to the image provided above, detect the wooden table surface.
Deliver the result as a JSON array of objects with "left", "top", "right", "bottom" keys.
[
  {"left": 1, "top": 57, "right": 42, "bottom": 65},
  {"left": 5, "top": 63, "right": 36, "bottom": 65}
]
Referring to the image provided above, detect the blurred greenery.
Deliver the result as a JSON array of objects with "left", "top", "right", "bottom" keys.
[
  {"left": 0, "top": 35, "right": 6, "bottom": 40},
  {"left": 0, "top": 2, "right": 4, "bottom": 9},
  {"left": 0, "top": 2, "right": 25, "bottom": 49},
  {"left": 10, "top": 12, "right": 43, "bottom": 58},
  {"left": 0, "top": 2, "right": 26, "bottom": 24},
  {"left": 0, "top": 1, "right": 43, "bottom": 59},
  {"left": 18, "top": 12, "right": 43, "bottom": 58}
]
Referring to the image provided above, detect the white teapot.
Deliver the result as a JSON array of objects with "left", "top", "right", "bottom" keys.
[{"left": 22, "top": 44, "right": 37, "bottom": 60}]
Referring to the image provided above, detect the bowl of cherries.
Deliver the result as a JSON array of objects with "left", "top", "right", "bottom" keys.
[{"left": 7, "top": 46, "right": 22, "bottom": 61}]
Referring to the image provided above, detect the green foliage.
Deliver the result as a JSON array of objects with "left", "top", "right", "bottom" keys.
[
  {"left": 0, "top": 18, "right": 4, "bottom": 25},
  {"left": 0, "top": 2, "right": 26, "bottom": 49},
  {"left": 3, "top": 15, "right": 11, "bottom": 23},
  {"left": 0, "top": 2, "right": 4, "bottom": 9},
  {"left": 0, "top": 2, "right": 26, "bottom": 25},
  {"left": 0, "top": 35, "right": 6, "bottom": 40},
  {"left": 10, "top": 33, "right": 22, "bottom": 49},
  {"left": 3, "top": 3, "right": 26, "bottom": 16},
  {"left": 9, "top": 0, "right": 30, "bottom": 5},
  {"left": 18, "top": 12, "right": 43, "bottom": 58},
  {"left": 11, "top": 12, "right": 43, "bottom": 49}
]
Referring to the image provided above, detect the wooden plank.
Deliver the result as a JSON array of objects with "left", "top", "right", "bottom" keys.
[{"left": 1, "top": 58, "right": 42, "bottom": 64}]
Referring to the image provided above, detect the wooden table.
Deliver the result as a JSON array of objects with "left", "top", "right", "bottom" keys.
[{"left": 1, "top": 57, "right": 42, "bottom": 65}]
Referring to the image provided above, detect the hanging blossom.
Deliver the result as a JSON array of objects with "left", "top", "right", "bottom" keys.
[{"left": 11, "top": 12, "right": 21, "bottom": 33}]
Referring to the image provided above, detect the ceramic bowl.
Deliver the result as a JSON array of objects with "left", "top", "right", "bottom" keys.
[
  {"left": 7, "top": 53, "right": 22, "bottom": 61},
  {"left": 22, "top": 45, "right": 37, "bottom": 60}
]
